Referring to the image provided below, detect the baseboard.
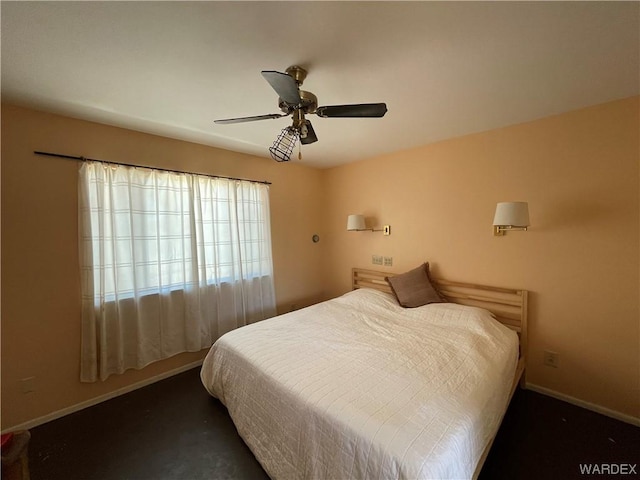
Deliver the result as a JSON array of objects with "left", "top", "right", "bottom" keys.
[
  {"left": 8, "top": 368, "right": 637, "bottom": 432},
  {"left": 526, "top": 382, "right": 640, "bottom": 427},
  {"left": 2, "top": 360, "right": 204, "bottom": 433}
]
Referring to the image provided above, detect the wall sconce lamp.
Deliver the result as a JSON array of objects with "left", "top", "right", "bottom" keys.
[
  {"left": 493, "top": 202, "right": 530, "bottom": 236},
  {"left": 347, "top": 214, "right": 391, "bottom": 235}
]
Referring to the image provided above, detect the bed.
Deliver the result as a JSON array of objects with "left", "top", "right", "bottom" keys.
[{"left": 201, "top": 267, "right": 528, "bottom": 479}]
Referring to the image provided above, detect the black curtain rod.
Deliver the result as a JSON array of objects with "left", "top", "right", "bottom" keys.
[{"left": 33, "top": 151, "right": 272, "bottom": 186}]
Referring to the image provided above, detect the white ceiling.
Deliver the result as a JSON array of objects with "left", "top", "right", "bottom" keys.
[{"left": 2, "top": 2, "right": 638, "bottom": 169}]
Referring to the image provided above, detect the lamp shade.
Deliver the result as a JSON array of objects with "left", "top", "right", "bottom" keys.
[
  {"left": 493, "top": 202, "right": 530, "bottom": 227},
  {"left": 347, "top": 214, "right": 366, "bottom": 231}
]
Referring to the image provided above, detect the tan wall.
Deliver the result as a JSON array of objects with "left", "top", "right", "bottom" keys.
[
  {"left": 2, "top": 97, "right": 638, "bottom": 429},
  {"left": 1, "top": 104, "right": 325, "bottom": 429},
  {"left": 322, "top": 97, "right": 639, "bottom": 418}
]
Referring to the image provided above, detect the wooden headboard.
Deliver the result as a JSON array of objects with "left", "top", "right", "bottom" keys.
[{"left": 352, "top": 267, "right": 528, "bottom": 387}]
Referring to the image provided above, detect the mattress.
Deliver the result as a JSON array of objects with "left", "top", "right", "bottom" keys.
[{"left": 201, "top": 288, "right": 518, "bottom": 479}]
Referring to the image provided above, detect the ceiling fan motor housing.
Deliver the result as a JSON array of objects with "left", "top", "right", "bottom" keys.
[{"left": 279, "top": 90, "right": 317, "bottom": 114}]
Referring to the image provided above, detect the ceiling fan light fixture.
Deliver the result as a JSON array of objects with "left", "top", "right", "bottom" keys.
[
  {"left": 300, "top": 122, "right": 308, "bottom": 138},
  {"left": 269, "top": 126, "right": 299, "bottom": 162}
]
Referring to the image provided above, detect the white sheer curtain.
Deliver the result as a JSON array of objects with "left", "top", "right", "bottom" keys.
[{"left": 79, "top": 162, "right": 276, "bottom": 382}]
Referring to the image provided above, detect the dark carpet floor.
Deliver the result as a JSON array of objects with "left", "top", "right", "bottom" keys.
[{"left": 27, "top": 367, "right": 639, "bottom": 479}]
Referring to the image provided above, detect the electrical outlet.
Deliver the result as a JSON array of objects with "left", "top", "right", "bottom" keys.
[
  {"left": 383, "top": 256, "right": 393, "bottom": 267},
  {"left": 21, "top": 377, "right": 36, "bottom": 394},
  {"left": 372, "top": 255, "right": 383, "bottom": 265},
  {"left": 543, "top": 350, "right": 559, "bottom": 368}
]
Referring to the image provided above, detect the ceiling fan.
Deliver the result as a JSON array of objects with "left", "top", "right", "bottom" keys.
[{"left": 214, "top": 66, "right": 388, "bottom": 161}]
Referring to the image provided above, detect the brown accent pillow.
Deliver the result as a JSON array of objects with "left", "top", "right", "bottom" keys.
[
  {"left": 387, "top": 263, "right": 445, "bottom": 308},
  {"left": 424, "top": 262, "right": 447, "bottom": 302}
]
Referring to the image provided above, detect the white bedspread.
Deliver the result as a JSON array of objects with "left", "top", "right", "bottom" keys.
[{"left": 201, "top": 288, "right": 518, "bottom": 480}]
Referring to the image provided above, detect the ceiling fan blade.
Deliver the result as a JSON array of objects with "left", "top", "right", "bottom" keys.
[
  {"left": 315, "top": 103, "right": 387, "bottom": 118},
  {"left": 300, "top": 120, "right": 318, "bottom": 145},
  {"left": 261, "top": 71, "right": 301, "bottom": 105},
  {"left": 214, "top": 113, "right": 287, "bottom": 125}
]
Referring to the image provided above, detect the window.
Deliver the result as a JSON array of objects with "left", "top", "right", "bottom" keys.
[{"left": 79, "top": 162, "right": 276, "bottom": 382}]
